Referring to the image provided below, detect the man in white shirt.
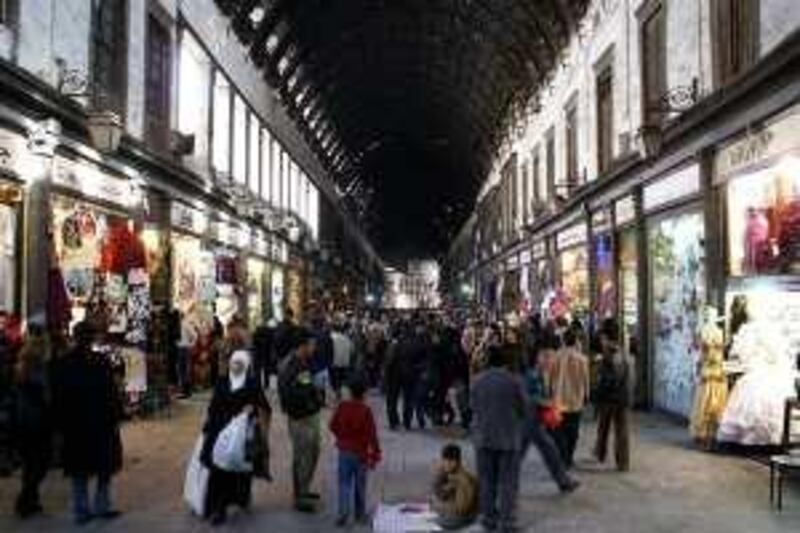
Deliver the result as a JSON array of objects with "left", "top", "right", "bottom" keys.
[{"left": 330, "top": 318, "right": 355, "bottom": 400}]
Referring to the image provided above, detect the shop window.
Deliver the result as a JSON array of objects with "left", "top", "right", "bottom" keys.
[
  {"left": 531, "top": 147, "right": 541, "bottom": 205},
  {"left": 272, "top": 142, "right": 282, "bottom": 207},
  {"left": 248, "top": 114, "right": 260, "bottom": 195},
  {"left": 727, "top": 157, "right": 800, "bottom": 276},
  {"left": 639, "top": 0, "right": 667, "bottom": 127},
  {"left": 545, "top": 128, "right": 556, "bottom": 200},
  {"left": 145, "top": 12, "right": 171, "bottom": 151},
  {"left": 649, "top": 210, "right": 705, "bottom": 417},
  {"left": 177, "top": 29, "right": 209, "bottom": 168},
  {"left": 292, "top": 160, "right": 302, "bottom": 215},
  {"left": 212, "top": 72, "right": 231, "bottom": 177},
  {"left": 260, "top": 128, "right": 271, "bottom": 202},
  {"left": 596, "top": 64, "right": 614, "bottom": 175},
  {"left": 281, "top": 151, "right": 290, "bottom": 209},
  {"left": 0, "top": 202, "right": 15, "bottom": 311},
  {"left": 91, "top": 0, "right": 127, "bottom": 116},
  {"left": 565, "top": 102, "right": 579, "bottom": 193},
  {"left": 309, "top": 186, "right": 319, "bottom": 240},
  {"left": 521, "top": 160, "right": 530, "bottom": 224},
  {"left": 712, "top": 0, "right": 759, "bottom": 88},
  {"left": 232, "top": 96, "right": 247, "bottom": 185},
  {"left": 0, "top": 0, "right": 18, "bottom": 28}
]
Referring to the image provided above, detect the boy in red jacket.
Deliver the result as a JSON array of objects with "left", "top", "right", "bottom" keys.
[{"left": 329, "top": 375, "right": 381, "bottom": 527}]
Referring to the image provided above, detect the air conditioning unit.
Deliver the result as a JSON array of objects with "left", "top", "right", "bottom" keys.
[{"left": 170, "top": 130, "right": 195, "bottom": 156}]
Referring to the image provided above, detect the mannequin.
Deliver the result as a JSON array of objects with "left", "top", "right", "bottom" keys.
[
  {"left": 689, "top": 307, "right": 728, "bottom": 449},
  {"left": 717, "top": 316, "right": 796, "bottom": 446}
]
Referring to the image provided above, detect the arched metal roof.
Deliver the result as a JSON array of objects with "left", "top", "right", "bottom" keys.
[{"left": 215, "top": 0, "right": 590, "bottom": 258}]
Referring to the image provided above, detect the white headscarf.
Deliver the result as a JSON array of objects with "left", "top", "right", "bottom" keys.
[{"left": 228, "top": 350, "right": 252, "bottom": 392}]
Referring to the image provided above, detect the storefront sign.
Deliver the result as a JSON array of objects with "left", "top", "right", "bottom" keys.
[
  {"left": 506, "top": 254, "right": 519, "bottom": 270},
  {"left": 556, "top": 222, "right": 587, "bottom": 251},
  {"left": 715, "top": 107, "right": 800, "bottom": 183},
  {"left": 54, "top": 157, "right": 139, "bottom": 209},
  {"left": 615, "top": 196, "right": 636, "bottom": 226},
  {"left": 532, "top": 240, "right": 547, "bottom": 259},
  {"left": 170, "top": 202, "right": 209, "bottom": 235},
  {"left": 0, "top": 180, "right": 22, "bottom": 204},
  {"left": 592, "top": 209, "right": 612, "bottom": 233},
  {"left": 252, "top": 230, "right": 269, "bottom": 257},
  {"left": 0, "top": 129, "right": 28, "bottom": 176},
  {"left": 272, "top": 239, "right": 289, "bottom": 263},
  {"left": 643, "top": 164, "right": 700, "bottom": 212},
  {"left": 520, "top": 250, "right": 531, "bottom": 265}
]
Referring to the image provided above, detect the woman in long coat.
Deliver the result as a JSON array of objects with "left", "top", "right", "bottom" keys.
[{"left": 200, "top": 350, "right": 271, "bottom": 525}]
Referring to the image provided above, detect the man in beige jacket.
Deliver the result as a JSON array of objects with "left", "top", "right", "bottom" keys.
[{"left": 553, "top": 328, "right": 591, "bottom": 468}]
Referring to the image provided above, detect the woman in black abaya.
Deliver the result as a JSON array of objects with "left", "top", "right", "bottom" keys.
[{"left": 200, "top": 350, "right": 271, "bottom": 525}]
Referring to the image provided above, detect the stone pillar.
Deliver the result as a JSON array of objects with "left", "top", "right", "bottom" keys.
[
  {"left": 22, "top": 154, "right": 52, "bottom": 324},
  {"left": 633, "top": 185, "right": 650, "bottom": 409}
]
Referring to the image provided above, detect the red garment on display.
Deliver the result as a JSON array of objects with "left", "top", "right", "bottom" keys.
[{"left": 99, "top": 222, "right": 147, "bottom": 274}]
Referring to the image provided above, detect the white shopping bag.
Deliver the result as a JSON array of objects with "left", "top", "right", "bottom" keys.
[
  {"left": 212, "top": 412, "right": 254, "bottom": 472},
  {"left": 183, "top": 435, "right": 209, "bottom": 516}
]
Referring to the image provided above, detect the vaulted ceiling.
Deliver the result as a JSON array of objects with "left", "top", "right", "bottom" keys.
[{"left": 214, "top": 0, "right": 590, "bottom": 261}]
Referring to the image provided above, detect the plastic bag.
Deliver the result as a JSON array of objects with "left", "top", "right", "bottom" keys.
[
  {"left": 183, "top": 435, "right": 209, "bottom": 516},
  {"left": 537, "top": 404, "right": 563, "bottom": 430},
  {"left": 212, "top": 412, "right": 254, "bottom": 472}
]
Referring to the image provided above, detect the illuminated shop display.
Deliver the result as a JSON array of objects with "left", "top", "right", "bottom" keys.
[
  {"left": 617, "top": 228, "right": 639, "bottom": 357},
  {"left": 246, "top": 258, "right": 268, "bottom": 328},
  {"left": 171, "top": 233, "right": 216, "bottom": 315},
  {"left": 271, "top": 266, "right": 285, "bottom": 321},
  {"left": 727, "top": 156, "right": 800, "bottom": 276},
  {"left": 649, "top": 210, "right": 705, "bottom": 417},
  {"left": 593, "top": 233, "right": 615, "bottom": 319},
  {"left": 52, "top": 195, "right": 149, "bottom": 340},
  {"left": 0, "top": 200, "right": 16, "bottom": 312},
  {"left": 558, "top": 246, "right": 589, "bottom": 314}
]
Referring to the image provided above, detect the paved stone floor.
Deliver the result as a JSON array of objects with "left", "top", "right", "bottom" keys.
[{"left": 0, "top": 391, "right": 799, "bottom": 532}]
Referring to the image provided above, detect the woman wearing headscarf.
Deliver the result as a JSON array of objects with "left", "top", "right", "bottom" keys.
[{"left": 200, "top": 350, "right": 271, "bottom": 525}]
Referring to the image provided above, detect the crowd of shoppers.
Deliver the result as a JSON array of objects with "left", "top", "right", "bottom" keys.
[{"left": 1, "top": 303, "right": 634, "bottom": 532}]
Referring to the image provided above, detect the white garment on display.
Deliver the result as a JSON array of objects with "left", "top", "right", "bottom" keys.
[{"left": 717, "top": 320, "right": 798, "bottom": 445}]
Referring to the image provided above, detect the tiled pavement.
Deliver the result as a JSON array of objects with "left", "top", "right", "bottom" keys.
[{"left": 0, "top": 390, "right": 799, "bottom": 532}]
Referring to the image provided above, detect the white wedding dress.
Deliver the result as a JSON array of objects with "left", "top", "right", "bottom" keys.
[{"left": 717, "top": 321, "right": 797, "bottom": 446}]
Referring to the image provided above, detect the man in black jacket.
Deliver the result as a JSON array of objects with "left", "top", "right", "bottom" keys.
[
  {"left": 277, "top": 328, "right": 322, "bottom": 513},
  {"left": 52, "top": 322, "right": 123, "bottom": 525}
]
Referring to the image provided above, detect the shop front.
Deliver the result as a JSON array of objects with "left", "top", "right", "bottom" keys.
[
  {"left": 530, "top": 239, "right": 552, "bottom": 314},
  {"left": 644, "top": 163, "right": 705, "bottom": 417},
  {"left": 500, "top": 255, "right": 521, "bottom": 317},
  {"left": 0, "top": 179, "right": 21, "bottom": 314},
  {"left": 209, "top": 218, "right": 246, "bottom": 326},
  {"left": 51, "top": 156, "right": 150, "bottom": 400},
  {"left": 712, "top": 105, "right": 800, "bottom": 445},
  {"left": 591, "top": 209, "right": 615, "bottom": 321},
  {"left": 554, "top": 222, "right": 589, "bottom": 320},
  {"left": 615, "top": 196, "right": 640, "bottom": 360},
  {"left": 170, "top": 202, "right": 215, "bottom": 318},
  {"left": 246, "top": 230, "right": 270, "bottom": 329},
  {"left": 286, "top": 251, "right": 307, "bottom": 321}
]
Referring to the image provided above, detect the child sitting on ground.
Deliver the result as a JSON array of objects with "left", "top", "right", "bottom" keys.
[
  {"left": 330, "top": 375, "right": 381, "bottom": 527},
  {"left": 431, "top": 443, "right": 479, "bottom": 530}
]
